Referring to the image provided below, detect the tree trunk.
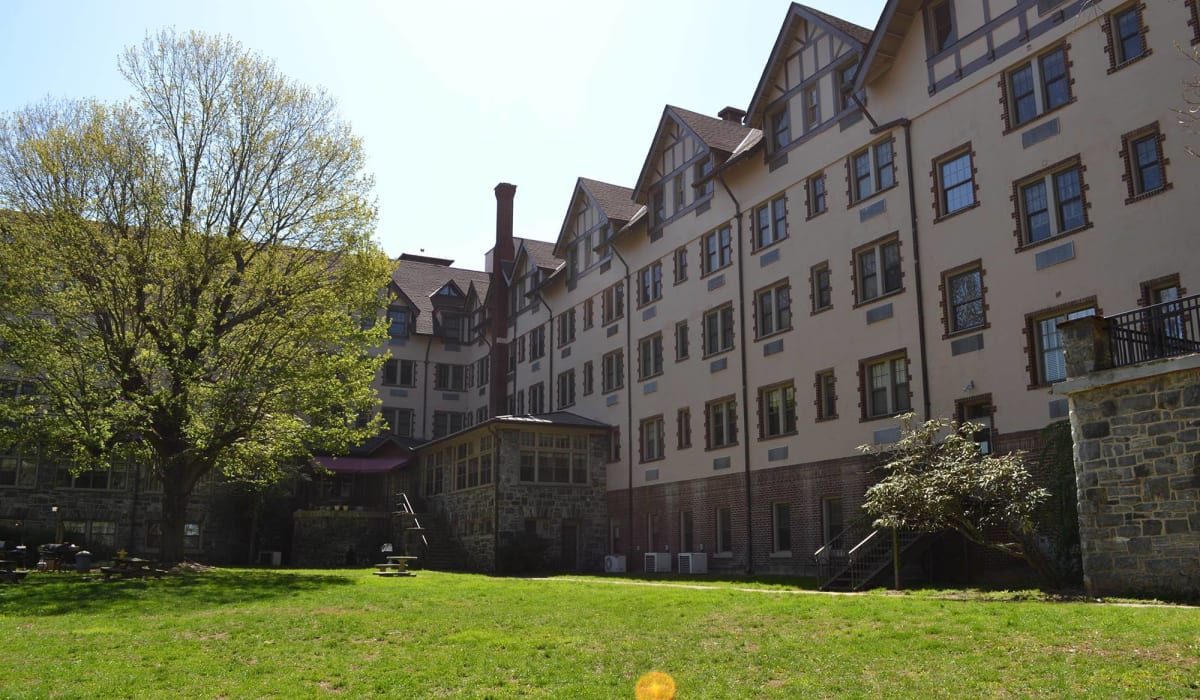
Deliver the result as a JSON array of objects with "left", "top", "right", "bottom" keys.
[{"left": 159, "top": 479, "right": 193, "bottom": 566}]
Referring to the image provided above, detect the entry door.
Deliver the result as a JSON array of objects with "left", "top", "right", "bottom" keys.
[{"left": 560, "top": 524, "right": 578, "bottom": 571}]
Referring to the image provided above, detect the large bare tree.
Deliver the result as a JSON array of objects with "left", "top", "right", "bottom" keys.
[{"left": 0, "top": 30, "right": 391, "bottom": 563}]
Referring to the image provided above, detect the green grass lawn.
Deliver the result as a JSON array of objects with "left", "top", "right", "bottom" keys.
[{"left": 0, "top": 569, "right": 1196, "bottom": 698}]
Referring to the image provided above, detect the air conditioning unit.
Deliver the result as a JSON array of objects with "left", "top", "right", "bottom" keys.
[
  {"left": 678, "top": 552, "right": 708, "bottom": 574},
  {"left": 644, "top": 552, "right": 672, "bottom": 573},
  {"left": 603, "top": 554, "right": 626, "bottom": 573}
]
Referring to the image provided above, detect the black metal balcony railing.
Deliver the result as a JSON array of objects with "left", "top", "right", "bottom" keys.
[{"left": 1108, "top": 293, "right": 1200, "bottom": 368}]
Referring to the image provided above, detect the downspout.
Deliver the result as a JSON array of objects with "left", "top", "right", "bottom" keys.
[
  {"left": 422, "top": 336, "right": 433, "bottom": 438},
  {"left": 854, "top": 97, "right": 932, "bottom": 420},
  {"left": 716, "top": 174, "right": 754, "bottom": 575},
  {"left": 609, "top": 243, "right": 634, "bottom": 564},
  {"left": 533, "top": 287, "right": 554, "bottom": 413}
]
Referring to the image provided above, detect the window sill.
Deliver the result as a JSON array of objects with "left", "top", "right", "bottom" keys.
[
  {"left": 705, "top": 443, "right": 738, "bottom": 453},
  {"left": 675, "top": 355, "right": 689, "bottom": 363},
  {"left": 860, "top": 410, "right": 909, "bottom": 423},
  {"left": 673, "top": 278, "right": 688, "bottom": 287},
  {"left": 805, "top": 209, "right": 827, "bottom": 222},
  {"left": 1125, "top": 183, "right": 1172, "bottom": 206},
  {"left": 943, "top": 323, "right": 989, "bottom": 340},
  {"left": 602, "top": 387, "right": 623, "bottom": 395},
  {"left": 1107, "top": 51, "right": 1151, "bottom": 76},
  {"left": 853, "top": 288, "right": 904, "bottom": 310},
  {"left": 848, "top": 183, "right": 897, "bottom": 209},
  {"left": 810, "top": 305, "right": 833, "bottom": 317},
  {"left": 639, "top": 457, "right": 665, "bottom": 465},
  {"left": 700, "top": 264, "right": 733, "bottom": 280},
  {"left": 759, "top": 431, "right": 797, "bottom": 442},
  {"left": 815, "top": 415, "right": 838, "bottom": 423},
  {"left": 701, "top": 348, "right": 735, "bottom": 361},
  {"left": 638, "top": 372, "right": 663, "bottom": 383},
  {"left": 754, "top": 327, "right": 792, "bottom": 343},
  {"left": 1003, "top": 99, "right": 1076, "bottom": 136},
  {"left": 751, "top": 237, "right": 787, "bottom": 256},
  {"left": 1014, "top": 222, "right": 1092, "bottom": 253},
  {"left": 636, "top": 299, "right": 661, "bottom": 310},
  {"left": 932, "top": 200, "right": 980, "bottom": 224}
]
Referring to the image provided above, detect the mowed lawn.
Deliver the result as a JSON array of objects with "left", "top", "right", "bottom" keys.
[{"left": 0, "top": 569, "right": 1196, "bottom": 699}]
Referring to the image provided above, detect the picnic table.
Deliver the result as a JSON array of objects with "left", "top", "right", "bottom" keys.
[
  {"left": 373, "top": 555, "right": 417, "bottom": 577},
  {"left": 0, "top": 559, "right": 29, "bottom": 584},
  {"left": 101, "top": 557, "right": 167, "bottom": 580}
]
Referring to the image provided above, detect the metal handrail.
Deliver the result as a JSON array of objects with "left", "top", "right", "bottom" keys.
[
  {"left": 1107, "top": 293, "right": 1200, "bottom": 368},
  {"left": 396, "top": 492, "right": 429, "bottom": 550}
]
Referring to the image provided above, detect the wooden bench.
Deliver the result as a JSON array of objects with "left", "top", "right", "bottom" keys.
[{"left": 373, "top": 555, "right": 417, "bottom": 577}]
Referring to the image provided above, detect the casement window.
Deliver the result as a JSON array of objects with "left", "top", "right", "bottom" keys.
[
  {"left": 759, "top": 383, "right": 797, "bottom": 438},
  {"left": 583, "top": 298, "right": 594, "bottom": 329},
  {"left": 673, "top": 173, "right": 687, "bottom": 214},
  {"left": 836, "top": 61, "right": 858, "bottom": 111},
  {"left": 381, "top": 407, "right": 414, "bottom": 437},
  {"left": 701, "top": 225, "right": 733, "bottom": 275},
  {"left": 1028, "top": 304, "right": 1096, "bottom": 385},
  {"left": 651, "top": 188, "right": 666, "bottom": 227},
  {"left": 387, "top": 307, "right": 410, "bottom": 338},
  {"left": 934, "top": 146, "right": 976, "bottom": 217},
  {"left": 529, "top": 325, "right": 546, "bottom": 360},
  {"left": 432, "top": 411, "right": 466, "bottom": 438},
  {"left": 673, "top": 247, "right": 688, "bottom": 284},
  {"left": 694, "top": 159, "right": 714, "bottom": 200},
  {"left": 752, "top": 195, "right": 788, "bottom": 250},
  {"left": 927, "top": 0, "right": 956, "bottom": 53},
  {"left": 679, "top": 511, "right": 694, "bottom": 552},
  {"left": 854, "top": 236, "right": 902, "bottom": 303},
  {"left": 438, "top": 312, "right": 466, "bottom": 342},
  {"left": 556, "top": 369, "right": 576, "bottom": 409},
  {"left": 957, "top": 396, "right": 994, "bottom": 455},
  {"left": 382, "top": 358, "right": 417, "bottom": 387},
  {"left": 702, "top": 304, "right": 735, "bottom": 356},
  {"left": 582, "top": 360, "right": 594, "bottom": 396},
  {"left": 861, "top": 353, "right": 910, "bottom": 419},
  {"left": 802, "top": 84, "right": 820, "bottom": 132},
  {"left": 811, "top": 262, "right": 832, "bottom": 313},
  {"left": 639, "top": 415, "right": 665, "bottom": 463},
  {"left": 755, "top": 281, "right": 792, "bottom": 338},
  {"left": 1105, "top": 3, "right": 1149, "bottom": 71},
  {"left": 816, "top": 369, "right": 837, "bottom": 421},
  {"left": 556, "top": 309, "right": 576, "bottom": 346},
  {"left": 434, "top": 364, "right": 466, "bottom": 392},
  {"left": 1121, "top": 124, "right": 1168, "bottom": 202},
  {"left": 638, "top": 333, "right": 664, "bottom": 380},
  {"left": 772, "top": 503, "right": 792, "bottom": 554},
  {"left": 1015, "top": 158, "right": 1087, "bottom": 246},
  {"left": 850, "top": 140, "right": 895, "bottom": 203},
  {"left": 602, "top": 282, "right": 624, "bottom": 324},
  {"left": 706, "top": 396, "right": 738, "bottom": 449},
  {"left": 675, "top": 320, "right": 689, "bottom": 361},
  {"left": 806, "top": 172, "right": 827, "bottom": 218},
  {"left": 716, "top": 507, "right": 733, "bottom": 553},
  {"left": 677, "top": 407, "right": 692, "bottom": 449},
  {"left": 602, "top": 349, "right": 624, "bottom": 393},
  {"left": 528, "top": 382, "right": 545, "bottom": 414},
  {"left": 638, "top": 262, "right": 663, "bottom": 306},
  {"left": 769, "top": 107, "right": 790, "bottom": 152},
  {"left": 944, "top": 265, "right": 986, "bottom": 334},
  {"left": 1004, "top": 46, "right": 1071, "bottom": 130}
]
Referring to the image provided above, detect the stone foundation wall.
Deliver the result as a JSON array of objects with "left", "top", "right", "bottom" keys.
[
  {"left": 291, "top": 510, "right": 393, "bottom": 567},
  {"left": 1066, "top": 366, "right": 1200, "bottom": 599}
]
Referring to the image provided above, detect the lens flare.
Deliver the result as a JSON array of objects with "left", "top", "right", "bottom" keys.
[{"left": 635, "top": 671, "right": 676, "bottom": 700}]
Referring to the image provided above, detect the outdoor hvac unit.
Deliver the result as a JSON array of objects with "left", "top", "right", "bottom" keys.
[
  {"left": 603, "top": 554, "right": 626, "bottom": 573},
  {"left": 644, "top": 552, "right": 672, "bottom": 573},
  {"left": 678, "top": 552, "right": 708, "bottom": 574}
]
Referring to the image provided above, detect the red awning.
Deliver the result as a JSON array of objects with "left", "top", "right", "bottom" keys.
[{"left": 313, "top": 455, "right": 411, "bottom": 475}]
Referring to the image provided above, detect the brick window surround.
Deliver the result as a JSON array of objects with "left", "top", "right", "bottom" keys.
[
  {"left": 998, "top": 42, "right": 1075, "bottom": 135},
  {"left": 1009, "top": 155, "right": 1092, "bottom": 251},
  {"left": 1101, "top": 2, "right": 1151, "bottom": 75},
  {"left": 930, "top": 142, "right": 980, "bottom": 221},
  {"left": 938, "top": 259, "right": 990, "bottom": 338},
  {"left": 1118, "top": 122, "right": 1171, "bottom": 205}
]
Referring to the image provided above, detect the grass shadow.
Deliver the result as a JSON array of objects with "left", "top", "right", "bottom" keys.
[{"left": 0, "top": 569, "right": 355, "bottom": 616}]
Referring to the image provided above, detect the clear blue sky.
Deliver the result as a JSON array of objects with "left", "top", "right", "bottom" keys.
[{"left": 1, "top": 0, "right": 884, "bottom": 269}]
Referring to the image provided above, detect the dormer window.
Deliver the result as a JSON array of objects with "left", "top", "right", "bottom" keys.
[
  {"left": 928, "top": 0, "right": 956, "bottom": 54},
  {"left": 438, "top": 312, "right": 466, "bottom": 342},
  {"left": 387, "top": 307, "right": 410, "bottom": 338}
]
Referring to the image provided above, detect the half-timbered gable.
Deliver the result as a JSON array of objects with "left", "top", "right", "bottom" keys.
[
  {"left": 552, "top": 178, "right": 638, "bottom": 284},
  {"left": 745, "top": 3, "right": 872, "bottom": 163}
]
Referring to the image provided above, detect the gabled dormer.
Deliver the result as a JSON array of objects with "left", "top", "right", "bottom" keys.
[
  {"left": 385, "top": 279, "right": 417, "bottom": 340},
  {"left": 745, "top": 3, "right": 872, "bottom": 161},
  {"left": 632, "top": 106, "right": 756, "bottom": 235},
  {"left": 553, "top": 177, "right": 640, "bottom": 283}
]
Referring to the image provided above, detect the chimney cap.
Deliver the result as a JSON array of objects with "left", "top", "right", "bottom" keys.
[
  {"left": 495, "top": 182, "right": 517, "bottom": 196},
  {"left": 718, "top": 106, "right": 747, "bottom": 124}
]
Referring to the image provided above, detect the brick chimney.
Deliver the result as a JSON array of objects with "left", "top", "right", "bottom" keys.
[
  {"left": 488, "top": 182, "right": 517, "bottom": 417},
  {"left": 718, "top": 106, "right": 746, "bottom": 124}
]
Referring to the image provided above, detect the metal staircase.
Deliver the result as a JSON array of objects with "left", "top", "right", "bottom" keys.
[
  {"left": 815, "top": 518, "right": 925, "bottom": 592},
  {"left": 392, "top": 493, "right": 465, "bottom": 570}
]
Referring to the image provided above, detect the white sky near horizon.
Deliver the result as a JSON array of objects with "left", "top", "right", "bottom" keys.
[{"left": 1, "top": 0, "right": 884, "bottom": 269}]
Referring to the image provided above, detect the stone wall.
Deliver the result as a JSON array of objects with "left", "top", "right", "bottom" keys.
[
  {"left": 1059, "top": 317, "right": 1200, "bottom": 600},
  {"left": 291, "top": 510, "right": 393, "bottom": 567}
]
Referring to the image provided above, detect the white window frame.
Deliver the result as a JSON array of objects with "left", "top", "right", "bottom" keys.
[
  {"left": 701, "top": 225, "right": 733, "bottom": 275},
  {"left": 702, "top": 304, "right": 735, "bottom": 356},
  {"left": 638, "top": 333, "right": 663, "bottom": 381},
  {"left": 755, "top": 281, "right": 792, "bottom": 339},
  {"left": 752, "top": 195, "right": 788, "bottom": 250}
]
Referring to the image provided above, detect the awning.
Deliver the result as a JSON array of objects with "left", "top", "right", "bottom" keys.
[{"left": 313, "top": 455, "right": 411, "bottom": 475}]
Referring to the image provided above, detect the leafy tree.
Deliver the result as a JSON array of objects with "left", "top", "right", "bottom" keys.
[
  {"left": 0, "top": 30, "right": 392, "bottom": 563},
  {"left": 860, "top": 414, "right": 1060, "bottom": 588}
]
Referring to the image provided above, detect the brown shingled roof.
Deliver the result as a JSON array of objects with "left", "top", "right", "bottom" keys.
[
  {"left": 799, "top": 3, "right": 873, "bottom": 46},
  {"left": 670, "top": 106, "right": 756, "bottom": 155},
  {"left": 516, "top": 237, "right": 561, "bottom": 272},
  {"left": 578, "top": 178, "right": 640, "bottom": 225},
  {"left": 389, "top": 259, "right": 490, "bottom": 336}
]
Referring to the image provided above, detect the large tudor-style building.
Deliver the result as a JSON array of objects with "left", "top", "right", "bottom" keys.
[{"left": 4, "top": 0, "right": 1198, "bottom": 581}]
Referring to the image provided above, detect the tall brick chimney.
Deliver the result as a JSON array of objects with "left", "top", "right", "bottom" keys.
[{"left": 488, "top": 183, "right": 517, "bottom": 417}]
